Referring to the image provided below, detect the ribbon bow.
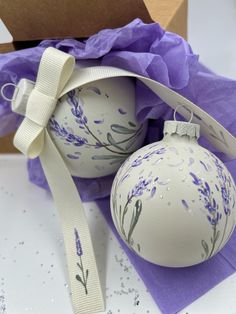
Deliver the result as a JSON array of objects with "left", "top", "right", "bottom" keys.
[
  {"left": 14, "top": 48, "right": 74, "bottom": 157},
  {"left": 12, "top": 47, "right": 105, "bottom": 314}
]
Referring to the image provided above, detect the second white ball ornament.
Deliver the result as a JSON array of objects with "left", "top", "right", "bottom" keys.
[{"left": 111, "top": 119, "right": 236, "bottom": 267}]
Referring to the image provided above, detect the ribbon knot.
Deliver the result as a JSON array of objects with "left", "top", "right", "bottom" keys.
[
  {"left": 26, "top": 89, "right": 57, "bottom": 127},
  {"left": 13, "top": 47, "right": 75, "bottom": 158}
]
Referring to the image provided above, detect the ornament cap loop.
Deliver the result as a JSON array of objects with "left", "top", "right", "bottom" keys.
[
  {"left": 11, "top": 79, "right": 35, "bottom": 116},
  {"left": 174, "top": 104, "right": 193, "bottom": 123},
  {"left": 164, "top": 120, "right": 200, "bottom": 139},
  {"left": 1, "top": 82, "right": 18, "bottom": 102}
]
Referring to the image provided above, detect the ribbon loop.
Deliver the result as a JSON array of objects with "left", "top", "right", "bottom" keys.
[
  {"left": 13, "top": 118, "right": 44, "bottom": 157},
  {"left": 35, "top": 47, "right": 75, "bottom": 98}
]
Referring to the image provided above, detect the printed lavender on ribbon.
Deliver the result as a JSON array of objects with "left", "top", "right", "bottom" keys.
[{"left": 74, "top": 228, "right": 89, "bottom": 295}]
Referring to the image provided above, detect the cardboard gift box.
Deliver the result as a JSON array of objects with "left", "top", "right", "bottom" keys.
[{"left": 0, "top": 0, "right": 187, "bottom": 152}]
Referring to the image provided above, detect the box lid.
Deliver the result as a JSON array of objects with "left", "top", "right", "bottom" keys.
[{"left": 0, "top": 0, "right": 187, "bottom": 43}]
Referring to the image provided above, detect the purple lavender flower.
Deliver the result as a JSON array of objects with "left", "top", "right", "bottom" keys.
[
  {"left": 224, "top": 206, "right": 231, "bottom": 215},
  {"left": 214, "top": 157, "right": 224, "bottom": 179},
  {"left": 121, "top": 173, "right": 130, "bottom": 183},
  {"left": 131, "top": 148, "right": 165, "bottom": 167},
  {"left": 198, "top": 182, "right": 211, "bottom": 198},
  {"left": 190, "top": 172, "right": 202, "bottom": 185},
  {"left": 213, "top": 155, "right": 232, "bottom": 217},
  {"left": 94, "top": 119, "right": 104, "bottom": 124},
  {"left": 182, "top": 199, "right": 189, "bottom": 210},
  {"left": 207, "top": 212, "right": 222, "bottom": 226},
  {"left": 68, "top": 90, "right": 78, "bottom": 106},
  {"left": 150, "top": 186, "right": 156, "bottom": 198},
  {"left": 154, "top": 148, "right": 166, "bottom": 155},
  {"left": 49, "top": 118, "right": 68, "bottom": 137},
  {"left": 189, "top": 170, "right": 221, "bottom": 226},
  {"left": 74, "top": 228, "right": 83, "bottom": 257},
  {"left": 67, "top": 154, "right": 79, "bottom": 160},
  {"left": 143, "top": 148, "right": 166, "bottom": 159},
  {"left": 204, "top": 180, "right": 210, "bottom": 193},
  {"left": 195, "top": 156, "right": 232, "bottom": 260},
  {"left": 74, "top": 227, "right": 89, "bottom": 294},
  {"left": 204, "top": 197, "right": 218, "bottom": 213},
  {"left": 131, "top": 179, "right": 152, "bottom": 198},
  {"left": 118, "top": 108, "right": 127, "bottom": 115},
  {"left": 221, "top": 186, "right": 229, "bottom": 204},
  {"left": 95, "top": 142, "right": 103, "bottom": 149},
  {"left": 221, "top": 186, "right": 231, "bottom": 215},
  {"left": 68, "top": 91, "right": 88, "bottom": 127},
  {"left": 73, "top": 136, "right": 88, "bottom": 146},
  {"left": 49, "top": 118, "right": 88, "bottom": 147},
  {"left": 131, "top": 158, "right": 142, "bottom": 167}
]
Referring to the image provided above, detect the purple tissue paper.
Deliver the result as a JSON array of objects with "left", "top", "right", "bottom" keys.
[
  {"left": 1, "top": 19, "right": 236, "bottom": 200},
  {"left": 97, "top": 193, "right": 236, "bottom": 314},
  {"left": 1, "top": 19, "right": 236, "bottom": 313}
]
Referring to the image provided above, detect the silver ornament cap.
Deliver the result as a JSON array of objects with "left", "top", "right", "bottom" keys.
[
  {"left": 11, "top": 79, "right": 35, "bottom": 116},
  {"left": 163, "top": 120, "right": 200, "bottom": 140}
]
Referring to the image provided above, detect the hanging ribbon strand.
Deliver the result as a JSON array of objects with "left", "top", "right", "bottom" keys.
[{"left": 12, "top": 47, "right": 105, "bottom": 314}]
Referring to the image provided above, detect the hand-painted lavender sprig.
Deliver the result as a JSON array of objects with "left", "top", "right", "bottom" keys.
[
  {"left": 74, "top": 228, "right": 89, "bottom": 295},
  {"left": 49, "top": 117, "right": 88, "bottom": 147},
  {"left": 117, "top": 178, "right": 153, "bottom": 252},
  {"left": 190, "top": 172, "right": 221, "bottom": 259},
  {"left": 67, "top": 89, "right": 143, "bottom": 157},
  {"left": 131, "top": 147, "right": 166, "bottom": 168},
  {"left": 118, "top": 146, "right": 166, "bottom": 185},
  {"left": 212, "top": 156, "right": 235, "bottom": 252}
]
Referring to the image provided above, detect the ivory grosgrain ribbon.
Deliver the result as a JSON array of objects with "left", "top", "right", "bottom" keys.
[
  {"left": 13, "top": 47, "right": 105, "bottom": 314},
  {"left": 9, "top": 47, "right": 236, "bottom": 314},
  {"left": 61, "top": 66, "right": 236, "bottom": 159}
]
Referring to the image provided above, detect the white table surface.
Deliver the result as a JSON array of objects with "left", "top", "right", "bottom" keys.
[
  {"left": 0, "top": 155, "right": 157, "bottom": 314},
  {"left": 1, "top": 2, "right": 236, "bottom": 314}
]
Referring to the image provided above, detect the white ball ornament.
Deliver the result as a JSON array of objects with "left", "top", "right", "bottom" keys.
[
  {"left": 111, "top": 120, "right": 236, "bottom": 267},
  {"left": 11, "top": 73, "right": 147, "bottom": 178},
  {"left": 48, "top": 76, "right": 147, "bottom": 178}
]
